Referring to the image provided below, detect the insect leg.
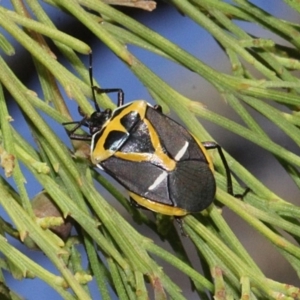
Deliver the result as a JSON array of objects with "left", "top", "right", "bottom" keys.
[
  {"left": 202, "top": 141, "right": 233, "bottom": 195},
  {"left": 62, "top": 117, "right": 92, "bottom": 141},
  {"left": 92, "top": 87, "right": 125, "bottom": 107},
  {"left": 153, "top": 104, "right": 163, "bottom": 113}
]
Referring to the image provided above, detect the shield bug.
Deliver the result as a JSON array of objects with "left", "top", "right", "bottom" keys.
[{"left": 63, "top": 54, "right": 234, "bottom": 216}]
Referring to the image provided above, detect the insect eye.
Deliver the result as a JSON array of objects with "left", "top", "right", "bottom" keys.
[{"left": 104, "top": 108, "right": 112, "bottom": 115}]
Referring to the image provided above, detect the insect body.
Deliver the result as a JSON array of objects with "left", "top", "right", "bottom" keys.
[
  {"left": 63, "top": 55, "right": 233, "bottom": 216},
  {"left": 92, "top": 100, "right": 218, "bottom": 216}
]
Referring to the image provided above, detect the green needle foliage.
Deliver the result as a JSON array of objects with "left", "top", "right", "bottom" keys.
[{"left": 0, "top": 0, "right": 300, "bottom": 299}]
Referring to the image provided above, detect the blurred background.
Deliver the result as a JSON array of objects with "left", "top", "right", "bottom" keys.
[{"left": 1, "top": 0, "right": 299, "bottom": 298}]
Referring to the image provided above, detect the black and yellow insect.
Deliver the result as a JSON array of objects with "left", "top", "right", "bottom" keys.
[{"left": 63, "top": 55, "right": 233, "bottom": 216}]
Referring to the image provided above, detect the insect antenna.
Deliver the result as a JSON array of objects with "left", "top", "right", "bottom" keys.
[
  {"left": 89, "top": 52, "right": 125, "bottom": 111},
  {"left": 89, "top": 52, "right": 101, "bottom": 113}
]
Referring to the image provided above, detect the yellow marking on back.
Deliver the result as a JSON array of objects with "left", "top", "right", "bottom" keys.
[
  {"left": 91, "top": 101, "right": 148, "bottom": 164},
  {"left": 144, "top": 118, "right": 176, "bottom": 171},
  {"left": 191, "top": 133, "right": 214, "bottom": 172},
  {"left": 130, "top": 193, "right": 188, "bottom": 216},
  {"left": 113, "top": 117, "right": 176, "bottom": 171},
  {"left": 115, "top": 152, "right": 152, "bottom": 162}
]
